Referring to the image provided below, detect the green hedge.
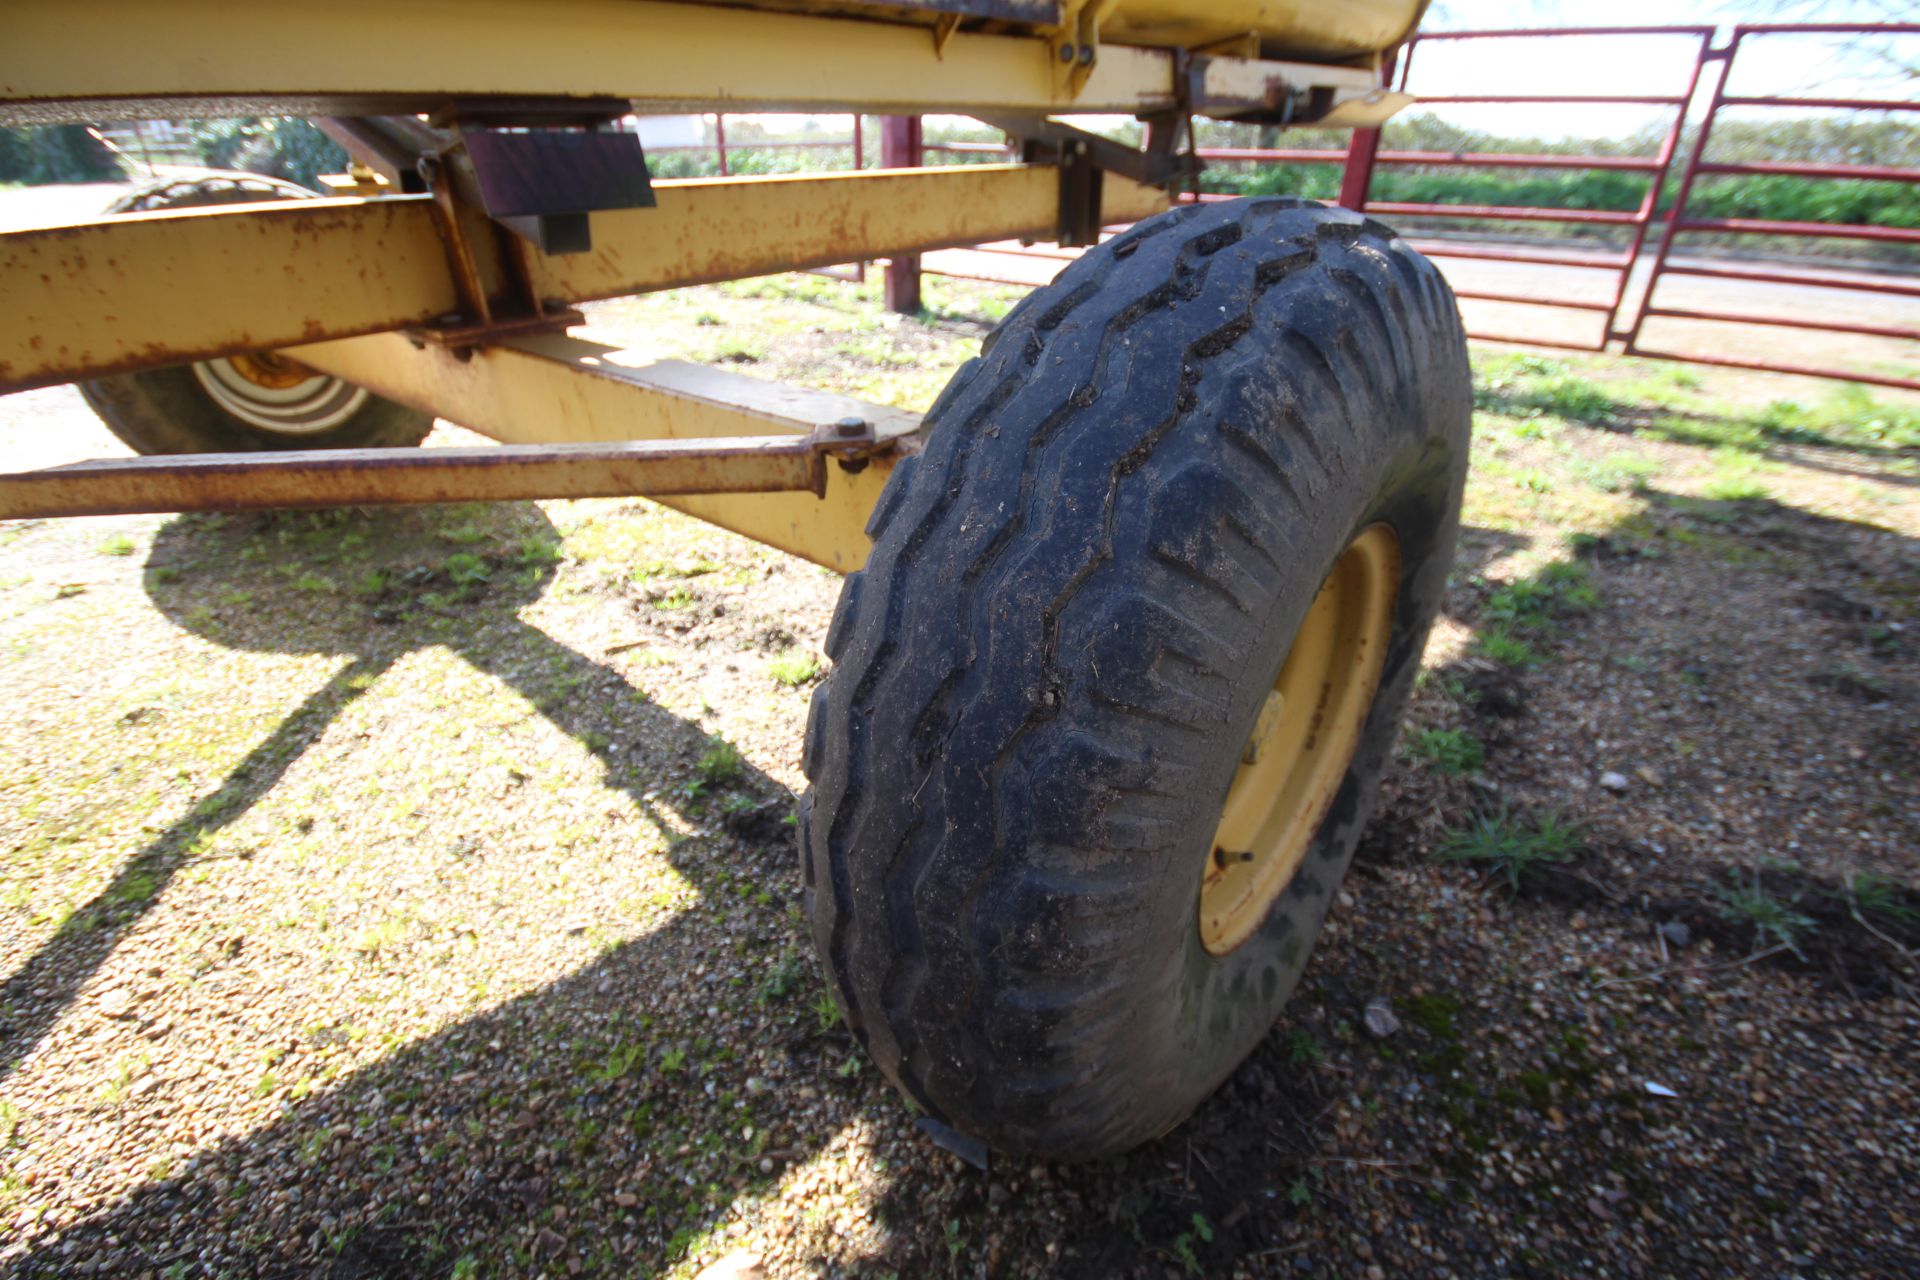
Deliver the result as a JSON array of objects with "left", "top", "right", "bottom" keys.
[{"left": 1201, "top": 164, "right": 1919, "bottom": 231}]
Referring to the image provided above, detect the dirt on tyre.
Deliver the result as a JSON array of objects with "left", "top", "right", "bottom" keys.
[
  {"left": 77, "top": 173, "right": 433, "bottom": 455},
  {"left": 801, "top": 197, "right": 1472, "bottom": 1160}
]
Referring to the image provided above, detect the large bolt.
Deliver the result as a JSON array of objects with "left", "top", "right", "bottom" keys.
[
  {"left": 1058, "top": 43, "right": 1076, "bottom": 63},
  {"left": 835, "top": 416, "right": 868, "bottom": 438}
]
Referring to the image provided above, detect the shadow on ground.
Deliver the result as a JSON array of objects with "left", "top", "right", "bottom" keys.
[{"left": 14, "top": 486, "right": 1920, "bottom": 1278}]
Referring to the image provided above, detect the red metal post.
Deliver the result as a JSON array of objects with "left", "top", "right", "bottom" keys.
[
  {"left": 1336, "top": 51, "right": 1395, "bottom": 211},
  {"left": 1621, "top": 32, "right": 1734, "bottom": 354},
  {"left": 1600, "top": 28, "right": 1715, "bottom": 343},
  {"left": 714, "top": 113, "right": 729, "bottom": 177},
  {"left": 1337, "top": 126, "right": 1383, "bottom": 211},
  {"left": 882, "top": 115, "right": 924, "bottom": 314}
]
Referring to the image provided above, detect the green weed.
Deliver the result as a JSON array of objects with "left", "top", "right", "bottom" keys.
[
  {"left": 99, "top": 534, "right": 137, "bottom": 557},
  {"left": 1713, "top": 877, "right": 1816, "bottom": 956},
  {"left": 443, "top": 553, "right": 491, "bottom": 587},
  {"left": 767, "top": 651, "right": 820, "bottom": 687},
  {"left": 1477, "top": 626, "right": 1541, "bottom": 668},
  {"left": 1172, "top": 1213, "right": 1214, "bottom": 1276},
  {"left": 1436, "top": 804, "right": 1583, "bottom": 896},
  {"left": 1404, "top": 727, "right": 1485, "bottom": 776},
  {"left": 1846, "top": 872, "right": 1916, "bottom": 924},
  {"left": 696, "top": 738, "right": 745, "bottom": 787}
]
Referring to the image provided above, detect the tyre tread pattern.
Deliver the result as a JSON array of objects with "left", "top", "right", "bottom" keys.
[{"left": 803, "top": 198, "right": 1467, "bottom": 1157}]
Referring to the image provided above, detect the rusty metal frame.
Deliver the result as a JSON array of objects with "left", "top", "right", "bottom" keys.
[
  {"left": 0, "top": 429, "right": 867, "bottom": 522},
  {"left": 0, "top": 0, "right": 1430, "bottom": 553},
  {"left": 0, "top": 0, "right": 1385, "bottom": 124},
  {"left": 0, "top": 165, "right": 1170, "bottom": 395}
]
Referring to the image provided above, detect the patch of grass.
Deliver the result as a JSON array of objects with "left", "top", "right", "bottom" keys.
[
  {"left": 99, "top": 534, "right": 137, "bottom": 557},
  {"left": 715, "top": 336, "right": 767, "bottom": 363},
  {"left": 758, "top": 953, "right": 806, "bottom": 1004},
  {"left": 1846, "top": 872, "right": 1916, "bottom": 924},
  {"left": 1714, "top": 876, "right": 1817, "bottom": 956},
  {"left": 109, "top": 869, "right": 161, "bottom": 905},
  {"left": 1435, "top": 804, "right": 1583, "bottom": 896},
  {"left": 443, "top": 553, "right": 492, "bottom": 587},
  {"left": 1703, "top": 474, "right": 1771, "bottom": 502},
  {"left": 589, "top": 1039, "right": 647, "bottom": 1084},
  {"left": 1171, "top": 1213, "right": 1213, "bottom": 1276},
  {"left": 695, "top": 738, "right": 745, "bottom": 787},
  {"left": 1477, "top": 626, "right": 1542, "bottom": 668},
  {"left": 439, "top": 521, "right": 490, "bottom": 546},
  {"left": 516, "top": 537, "right": 563, "bottom": 569},
  {"left": 355, "top": 913, "right": 411, "bottom": 956},
  {"left": 632, "top": 557, "right": 721, "bottom": 583},
  {"left": 1404, "top": 726, "right": 1485, "bottom": 776},
  {"left": 650, "top": 585, "right": 697, "bottom": 611},
  {"left": 767, "top": 651, "right": 820, "bottom": 687},
  {"left": 1572, "top": 453, "right": 1660, "bottom": 494}
]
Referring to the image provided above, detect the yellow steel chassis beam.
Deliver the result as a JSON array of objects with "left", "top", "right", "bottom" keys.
[
  {"left": 287, "top": 334, "right": 919, "bottom": 573},
  {"left": 0, "top": 0, "right": 1381, "bottom": 122},
  {"left": 0, "top": 0, "right": 1398, "bottom": 571},
  {"left": 0, "top": 165, "right": 1166, "bottom": 395}
]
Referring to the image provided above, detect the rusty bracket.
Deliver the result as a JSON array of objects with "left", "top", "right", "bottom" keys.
[
  {"left": 976, "top": 109, "right": 1194, "bottom": 244},
  {"left": 1181, "top": 51, "right": 1331, "bottom": 126},
  {"left": 406, "top": 307, "right": 587, "bottom": 355},
  {"left": 1049, "top": 0, "right": 1121, "bottom": 97},
  {"left": 809, "top": 416, "right": 887, "bottom": 475}
]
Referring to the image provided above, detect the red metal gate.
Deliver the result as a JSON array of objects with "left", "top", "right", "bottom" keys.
[
  {"left": 1622, "top": 22, "right": 1920, "bottom": 390},
  {"left": 907, "top": 23, "right": 1919, "bottom": 390}
]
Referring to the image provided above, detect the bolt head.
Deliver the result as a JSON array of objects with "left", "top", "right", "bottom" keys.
[
  {"left": 835, "top": 416, "right": 867, "bottom": 438},
  {"left": 1078, "top": 44, "right": 1095, "bottom": 66},
  {"left": 1058, "top": 43, "right": 1076, "bottom": 63}
]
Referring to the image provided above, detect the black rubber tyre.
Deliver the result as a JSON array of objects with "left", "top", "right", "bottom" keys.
[
  {"left": 800, "top": 197, "right": 1471, "bottom": 1160},
  {"left": 77, "top": 173, "right": 433, "bottom": 455}
]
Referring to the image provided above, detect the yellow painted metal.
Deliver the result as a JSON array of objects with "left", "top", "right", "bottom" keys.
[
  {"left": 286, "top": 331, "right": 918, "bottom": 573},
  {"left": 1105, "top": 0, "right": 1428, "bottom": 61},
  {"left": 2, "top": 0, "right": 1218, "bottom": 120},
  {"left": 0, "top": 435, "right": 833, "bottom": 521},
  {"left": 1199, "top": 524, "right": 1401, "bottom": 955},
  {"left": 1192, "top": 54, "right": 1385, "bottom": 111},
  {"left": 529, "top": 166, "right": 1166, "bottom": 304},
  {"left": 0, "top": 196, "right": 460, "bottom": 395},
  {"left": 0, "top": 166, "right": 1168, "bottom": 395}
]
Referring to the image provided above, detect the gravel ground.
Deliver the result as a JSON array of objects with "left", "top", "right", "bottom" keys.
[{"left": 1, "top": 271, "right": 1916, "bottom": 1279}]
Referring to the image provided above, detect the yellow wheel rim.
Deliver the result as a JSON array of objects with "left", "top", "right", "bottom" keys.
[
  {"left": 224, "top": 351, "right": 315, "bottom": 391},
  {"left": 1199, "top": 524, "right": 1401, "bottom": 955}
]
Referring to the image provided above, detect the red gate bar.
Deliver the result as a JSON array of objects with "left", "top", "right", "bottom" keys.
[
  {"left": 1625, "top": 21, "right": 1920, "bottom": 390},
  {"left": 912, "top": 22, "right": 1916, "bottom": 388}
]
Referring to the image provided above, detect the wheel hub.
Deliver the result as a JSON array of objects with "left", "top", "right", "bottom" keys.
[
  {"left": 191, "top": 354, "right": 371, "bottom": 435},
  {"left": 1200, "top": 523, "right": 1401, "bottom": 955}
]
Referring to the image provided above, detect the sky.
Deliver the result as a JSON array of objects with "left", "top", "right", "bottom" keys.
[
  {"left": 1414, "top": 0, "right": 1917, "bottom": 137},
  {"left": 736, "top": 1, "right": 1916, "bottom": 144}
]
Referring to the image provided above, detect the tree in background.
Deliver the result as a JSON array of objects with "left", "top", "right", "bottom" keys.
[
  {"left": 0, "top": 125, "right": 122, "bottom": 185},
  {"left": 189, "top": 118, "right": 349, "bottom": 190}
]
